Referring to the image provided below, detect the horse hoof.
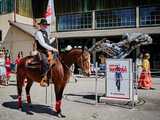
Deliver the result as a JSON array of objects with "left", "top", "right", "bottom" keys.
[
  {"left": 57, "top": 112, "right": 66, "bottom": 118},
  {"left": 26, "top": 111, "right": 34, "bottom": 115}
]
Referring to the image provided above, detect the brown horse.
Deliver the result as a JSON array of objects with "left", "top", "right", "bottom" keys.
[{"left": 16, "top": 48, "right": 91, "bottom": 116}]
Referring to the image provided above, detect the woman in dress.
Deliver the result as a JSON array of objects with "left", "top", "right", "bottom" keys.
[
  {"left": 138, "top": 53, "right": 154, "bottom": 90},
  {"left": 5, "top": 55, "right": 11, "bottom": 85}
]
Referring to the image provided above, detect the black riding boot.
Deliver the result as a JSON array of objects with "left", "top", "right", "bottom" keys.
[{"left": 40, "top": 54, "right": 49, "bottom": 87}]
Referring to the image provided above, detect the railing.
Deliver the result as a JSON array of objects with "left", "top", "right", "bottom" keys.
[
  {"left": 56, "top": 5, "right": 160, "bottom": 31},
  {"left": 95, "top": 7, "right": 136, "bottom": 29},
  {"left": 140, "top": 5, "right": 160, "bottom": 26},
  {"left": 57, "top": 12, "right": 92, "bottom": 31}
]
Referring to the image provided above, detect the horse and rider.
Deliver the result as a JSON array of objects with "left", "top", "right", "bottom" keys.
[{"left": 16, "top": 18, "right": 91, "bottom": 116}]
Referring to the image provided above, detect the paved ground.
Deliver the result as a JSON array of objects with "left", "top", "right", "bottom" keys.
[{"left": 0, "top": 74, "right": 160, "bottom": 120}]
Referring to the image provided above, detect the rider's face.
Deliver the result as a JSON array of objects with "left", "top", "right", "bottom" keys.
[{"left": 40, "top": 24, "right": 48, "bottom": 30}]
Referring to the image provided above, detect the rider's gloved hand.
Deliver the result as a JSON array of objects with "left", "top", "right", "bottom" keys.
[
  {"left": 52, "top": 48, "right": 58, "bottom": 52},
  {"left": 54, "top": 52, "right": 59, "bottom": 58},
  {"left": 52, "top": 48, "right": 59, "bottom": 58}
]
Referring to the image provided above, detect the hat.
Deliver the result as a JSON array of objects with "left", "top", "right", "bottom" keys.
[
  {"left": 145, "top": 53, "right": 150, "bottom": 57},
  {"left": 38, "top": 19, "right": 50, "bottom": 25},
  {"left": 65, "top": 45, "right": 72, "bottom": 51},
  {"left": 144, "top": 53, "right": 150, "bottom": 58}
]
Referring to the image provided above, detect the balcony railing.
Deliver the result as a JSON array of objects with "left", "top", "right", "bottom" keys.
[
  {"left": 95, "top": 7, "right": 136, "bottom": 29},
  {"left": 57, "top": 12, "right": 92, "bottom": 31},
  {"left": 140, "top": 5, "right": 160, "bottom": 26},
  {"left": 56, "top": 5, "right": 160, "bottom": 32}
]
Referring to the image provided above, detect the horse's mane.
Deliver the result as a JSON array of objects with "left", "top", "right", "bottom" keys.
[
  {"left": 60, "top": 48, "right": 83, "bottom": 54},
  {"left": 60, "top": 48, "right": 83, "bottom": 59}
]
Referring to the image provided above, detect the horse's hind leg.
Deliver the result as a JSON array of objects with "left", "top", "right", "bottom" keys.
[
  {"left": 17, "top": 75, "right": 24, "bottom": 110},
  {"left": 25, "top": 79, "right": 33, "bottom": 113}
]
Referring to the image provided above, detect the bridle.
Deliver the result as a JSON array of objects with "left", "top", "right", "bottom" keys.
[{"left": 79, "top": 50, "right": 91, "bottom": 74}]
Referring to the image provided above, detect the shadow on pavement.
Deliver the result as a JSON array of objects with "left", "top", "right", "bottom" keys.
[
  {"left": 64, "top": 93, "right": 105, "bottom": 105},
  {"left": 136, "top": 97, "right": 160, "bottom": 111},
  {"left": 10, "top": 95, "right": 18, "bottom": 99},
  {"left": 2, "top": 101, "right": 59, "bottom": 117}
]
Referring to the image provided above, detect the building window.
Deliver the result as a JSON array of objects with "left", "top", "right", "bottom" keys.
[
  {"left": 32, "top": 0, "right": 48, "bottom": 18},
  {"left": 16, "top": 0, "right": 32, "bottom": 17},
  {"left": 57, "top": 12, "right": 92, "bottom": 31},
  {"left": 139, "top": 0, "right": 160, "bottom": 6},
  {"left": 96, "top": 7, "right": 136, "bottom": 29},
  {"left": 140, "top": 5, "right": 160, "bottom": 26},
  {"left": 96, "top": 0, "right": 136, "bottom": 10},
  {"left": 55, "top": 0, "right": 93, "bottom": 14},
  {"left": 16, "top": 0, "right": 48, "bottom": 18},
  {"left": 0, "top": 0, "right": 14, "bottom": 15},
  {"left": 0, "top": 30, "right": 2, "bottom": 41}
]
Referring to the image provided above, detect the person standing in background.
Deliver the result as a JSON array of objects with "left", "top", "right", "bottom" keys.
[
  {"left": 15, "top": 52, "right": 22, "bottom": 72},
  {"left": 0, "top": 51, "right": 6, "bottom": 85},
  {"left": 15, "top": 52, "right": 21, "bottom": 65},
  {"left": 136, "top": 54, "right": 143, "bottom": 80},
  {"left": 5, "top": 55, "right": 11, "bottom": 85},
  {"left": 138, "top": 53, "right": 154, "bottom": 90}
]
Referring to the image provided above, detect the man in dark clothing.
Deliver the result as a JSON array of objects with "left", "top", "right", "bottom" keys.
[{"left": 35, "top": 18, "right": 58, "bottom": 87}]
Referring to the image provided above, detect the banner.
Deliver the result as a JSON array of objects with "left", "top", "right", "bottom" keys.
[
  {"left": 106, "top": 59, "right": 133, "bottom": 100},
  {"left": 44, "top": 0, "right": 55, "bottom": 24}
]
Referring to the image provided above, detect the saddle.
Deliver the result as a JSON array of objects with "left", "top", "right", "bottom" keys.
[
  {"left": 26, "top": 51, "right": 57, "bottom": 69},
  {"left": 26, "top": 55, "right": 41, "bottom": 69}
]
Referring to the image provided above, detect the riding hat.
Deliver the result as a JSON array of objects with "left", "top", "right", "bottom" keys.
[{"left": 38, "top": 18, "right": 50, "bottom": 25}]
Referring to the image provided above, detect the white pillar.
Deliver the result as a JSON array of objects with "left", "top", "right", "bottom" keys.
[
  {"left": 136, "top": 6, "right": 139, "bottom": 28},
  {"left": 92, "top": 10, "right": 96, "bottom": 30}
]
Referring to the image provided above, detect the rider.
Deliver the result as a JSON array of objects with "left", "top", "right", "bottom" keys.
[{"left": 35, "top": 18, "right": 58, "bottom": 87}]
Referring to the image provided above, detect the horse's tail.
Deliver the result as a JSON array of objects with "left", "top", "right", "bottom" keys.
[{"left": 16, "top": 57, "right": 27, "bottom": 87}]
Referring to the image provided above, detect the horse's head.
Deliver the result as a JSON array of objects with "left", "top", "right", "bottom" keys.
[{"left": 76, "top": 49, "right": 91, "bottom": 77}]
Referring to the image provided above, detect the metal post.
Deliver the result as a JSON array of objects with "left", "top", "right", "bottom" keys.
[
  {"left": 45, "top": 87, "right": 47, "bottom": 104},
  {"left": 134, "top": 61, "right": 138, "bottom": 107},
  {"left": 131, "top": 62, "right": 135, "bottom": 108},
  {"left": 92, "top": 38, "right": 96, "bottom": 67},
  {"left": 95, "top": 62, "right": 98, "bottom": 105},
  {"left": 51, "top": 84, "right": 53, "bottom": 107},
  {"left": 14, "top": 0, "right": 16, "bottom": 22}
]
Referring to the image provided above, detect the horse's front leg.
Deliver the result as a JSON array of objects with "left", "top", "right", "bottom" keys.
[
  {"left": 54, "top": 84, "right": 66, "bottom": 118},
  {"left": 25, "top": 79, "right": 33, "bottom": 114}
]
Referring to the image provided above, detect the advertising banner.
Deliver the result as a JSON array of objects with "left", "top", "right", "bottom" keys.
[{"left": 105, "top": 59, "right": 133, "bottom": 101}]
